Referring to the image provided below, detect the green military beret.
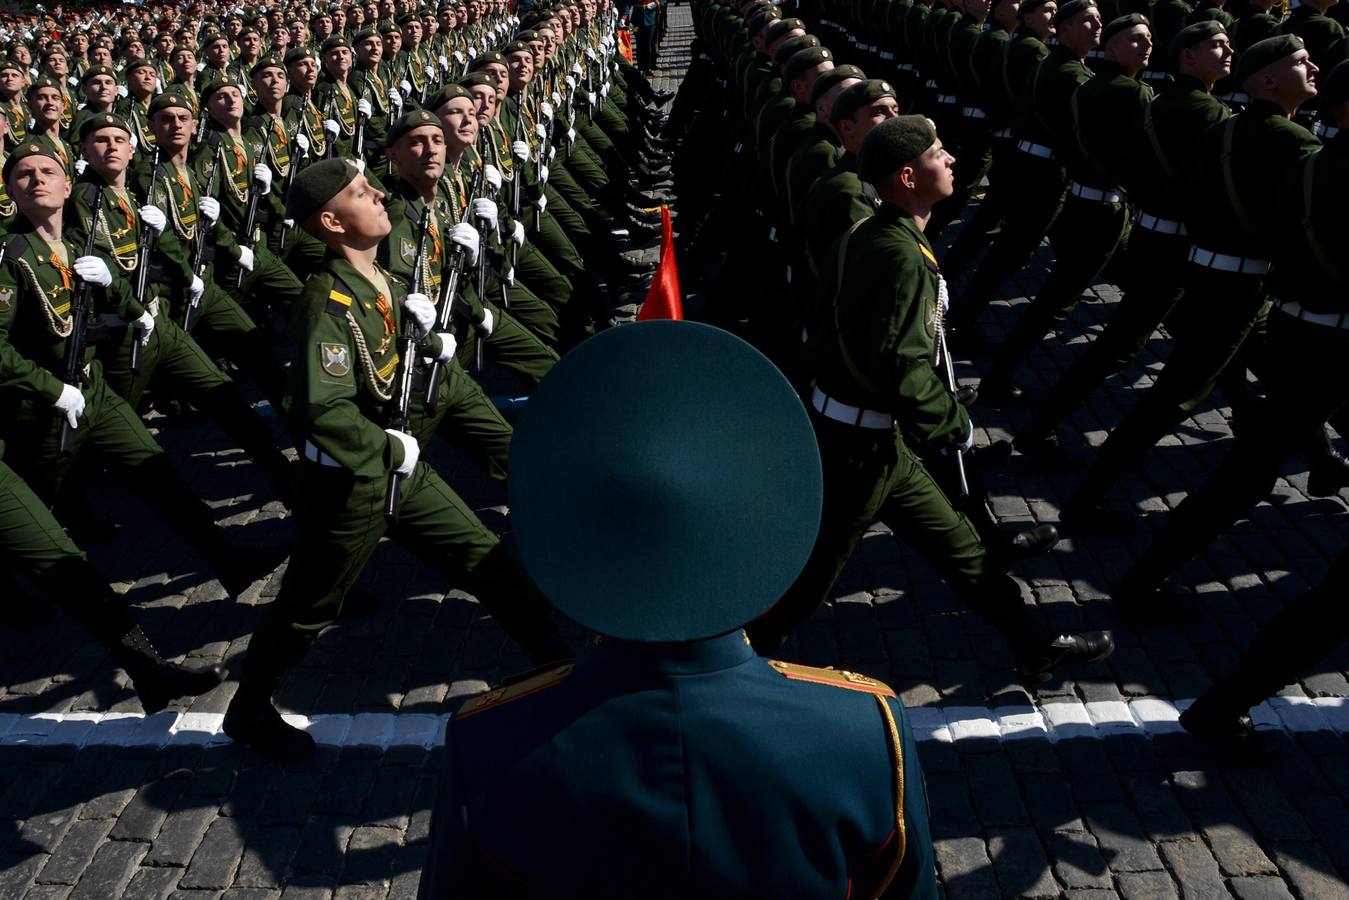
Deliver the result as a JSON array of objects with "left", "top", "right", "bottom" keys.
[
  {"left": 1168, "top": 19, "right": 1225, "bottom": 66},
  {"left": 809, "top": 62, "right": 866, "bottom": 104},
  {"left": 321, "top": 34, "right": 351, "bottom": 53},
  {"left": 199, "top": 76, "right": 238, "bottom": 103},
  {"left": 0, "top": 59, "right": 23, "bottom": 76},
  {"left": 1101, "top": 12, "right": 1149, "bottom": 47},
  {"left": 458, "top": 71, "right": 494, "bottom": 89},
  {"left": 783, "top": 45, "right": 832, "bottom": 82},
  {"left": 515, "top": 29, "right": 539, "bottom": 41},
  {"left": 379, "top": 19, "right": 401, "bottom": 34},
  {"left": 829, "top": 77, "right": 896, "bottom": 125},
  {"left": 39, "top": 46, "right": 65, "bottom": 63},
  {"left": 202, "top": 33, "right": 230, "bottom": 48},
  {"left": 285, "top": 46, "right": 318, "bottom": 64},
  {"left": 502, "top": 40, "right": 532, "bottom": 55},
  {"left": 251, "top": 54, "right": 286, "bottom": 76},
  {"left": 79, "top": 63, "right": 116, "bottom": 85},
  {"left": 396, "top": 11, "right": 418, "bottom": 25},
  {"left": 1018, "top": 0, "right": 1054, "bottom": 17},
  {"left": 859, "top": 113, "right": 938, "bottom": 182},
  {"left": 238, "top": 27, "right": 262, "bottom": 40},
  {"left": 469, "top": 50, "right": 506, "bottom": 70},
  {"left": 1319, "top": 57, "right": 1349, "bottom": 110},
  {"left": 352, "top": 26, "right": 379, "bottom": 41},
  {"left": 287, "top": 156, "right": 360, "bottom": 223},
  {"left": 385, "top": 107, "right": 442, "bottom": 146},
  {"left": 78, "top": 111, "right": 131, "bottom": 140},
  {"left": 772, "top": 34, "right": 819, "bottom": 68},
  {"left": 1189, "top": 7, "right": 1230, "bottom": 25},
  {"left": 148, "top": 91, "right": 194, "bottom": 116},
  {"left": 3, "top": 141, "right": 66, "bottom": 181},
  {"left": 1235, "top": 34, "right": 1304, "bottom": 85},
  {"left": 747, "top": 8, "right": 783, "bottom": 39},
  {"left": 1053, "top": 0, "right": 1097, "bottom": 25},
  {"left": 426, "top": 82, "right": 472, "bottom": 109},
  {"left": 25, "top": 77, "right": 60, "bottom": 98},
  {"left": 509, "top": 321, "right": 823, "bottom": 643},
  {"left": 124, "top": 58, "right": 157, "bottom": 75},
  {"left": 762, "top": 17, "right": 805, "bottom": 44}
]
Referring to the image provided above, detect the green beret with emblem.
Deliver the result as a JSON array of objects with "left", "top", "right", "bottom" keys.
[
  {"left": 1101, "top": 13, "right": 1149, "bottom": 47},
  {"left": 25, "top": 77, "right": 60, "bottom": 99},
  {"left": 352, "top": 26, "right": 379, "bottom": 41},
  {"left": 469, "top": 50, "right": 506, "bottom": 70},
  {"left": 124, "top": 58, "right": 158, "bottom": 75},
  {"left": 426, "top": 82, "right": 472, "bottom": 110},
  {"left": 78, "top": 112, "right": 131, "bottom": 141},
  {"left": 1168, "top": 19, "right": 1225, "bottom": 66},
  {"left": 321, "top": 34, "right": 350, "bottom": 53},
  {"left": 502, "top": 39, "right": 532, "bottom": 55},
  {"left": 1235, "top": 34, "right": 1304, "bottom": 85},
  {"left": 810, "top": 63, "right": 866, "bottom": 104},
  {"left": 199, "top": 75, "right": 239, "bottom": 103},
  {"left": 1018, "top": 0, "right": 1054, "bottom": 17},
  {"left": 149, "top": 91, "right": 194, "bottom": 116},
  {"left": 385, "top": 107, "right": 443, "bottom": 146},
  {"left": 746, "top": 7, "right": 782, "bottom": 39},
  {"left": 457, "top": 71, "right": 494, "bottom": 90},
  {"left": 0, "top": 58, "right": 25, "bottom": 76},
  {"left": 79, "top": 64, "right": 116, "bottom": 85},
  {"left": 396, "top": 11, "right": 418, "bottom": 24},
  {"left": 762, "top": 17, "right": 805, "bottom": 44},
  {"left": 772, "top": 34, "right": 819, "bottom": 68},
  {"left": 379, "top": 19, "right": 401, "bottom": 34},
  {"left": 514, "top": 30, "right": 538, "bottom": 42},
  {"left": 783, "top": 45, "right": 833, "bottom": 82},
  {"left": 250, "top": 54, "right": 286, "bottom": 76},
  {"left": 859, "top": 114, "right": 938, "bottom": 183},
  {"left": 1321, "top": 57, "right": 1349, "bottom": 110},
  {"left": 287, "top": 156, "right": 361, "bottom": 225},
  {"left": 1053, "top": 0, "right": 1097, "bottom": 25},
  {"left": 509, "top": 321, "right": 823, "bottom": 643},
  {"left": 829, "top": 77, "right": 896, "bottom": 125},
  {"left": 285, "top": 46, "right": 318, "bottom": 64},
  {"left": 3, "top": 141, "right": 66, "bottom": 181}
]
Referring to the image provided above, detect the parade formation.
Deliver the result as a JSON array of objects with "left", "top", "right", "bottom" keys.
[{"left": 0, "top": 0, "right": 1347, "bottom": 893}]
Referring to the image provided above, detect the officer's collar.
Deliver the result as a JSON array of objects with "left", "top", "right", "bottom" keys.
[{"left": 591, "top": 629, "right": 758, "bottom": 675}]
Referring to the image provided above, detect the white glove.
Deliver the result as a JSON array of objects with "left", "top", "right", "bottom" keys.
[
  {"left": 189, "top": 275, "right": 205, "bottom": 305},
  {"left": 450, "top": 222, "right": 480, "bottom": 265},
  {"left": 504, "top": 265, "right": 515, "bottom": 286},
  {"left": 323, "top": 118, "right": 340, "bottom": 137},
  {"left": 385, "top": 428, "right": 419, "bottom": 475},
  {"left": 467, "top": 46, "right": 478, "bottom": 57},
  {"left": 355, "top": 159, "right": 366, "bottom": 174},
  {"left": 133, "top": 310, "right": 155, "bottom": 346},
  {"left": 434, "top": 331, "right": 457, "bottom": 362},
  {"left": 252, "top": 163, "right": 272, "bottom": 194},
  {"left": 401, "top": 291, "right": 435, "bottom": 339},
  {"left": 512, "top": 139, "right": 529, "bottom": 161},
  {"left": 572, "top": 62, "right": 583, "bottom": 76},
  {"left": 357, "top": 97, "right": 371, "bottom": 118},
  {"left": 199, "top": 196, "right": 221, "bottom": 225},
  {"left": 283, "top": 218, "right": 295, "bottom": 229},
  {"left": 483, "top": 164, "right": 502, "bottom": 191},
  {"left": 295, "top": 132, "right": 310, "bottom": 154},
  {"left": 478, "top": 308, "right": 494, "bottom": 336},
  {"left": 550, "top": 90, "right": 561, "bottom": 106},
  {"left": 587, "top": 91, "right": 597, "bottom": 107},
  {"left": 937, "top": 275, "right": 950, "bottom": 310},
  {"left": 67, "top": 74, "right": 79, "bottom": 87},
  {"left": 195, "top": 62, "right": 205, "bottom": 73},
  {"left": 400, "top": 79, "right": 412, "bottom": 96},
  {"left": 538, "top": 164, "right": 549, "bottom": 184},
  {"left": 73, "top": 255, "right": 111, "bottom": 287},
  {"left": 957, "top": 427, "right": 975, "bottom": 453},
  {"left": 547, "top": 145, "right": 556, "bottom": 164},
  {"left": 139, "top": 205, "right": 166, "bottom": 234},
  {"left": 438, "top": 54, "right": 449, "bottom": 71},
  {"left": 388, "top": 88, "right": 402, "bottom": 107},
  {"left": 511, "top": 219, "right": 525, "bottom": 246},
  {"left": 424, "top": 65, "right": 436, "bottom": 80},
  {"left": 541, "top": 101, "right": 554, "bottom": 121},
  {"left": 567, "top": 127, "right": 576, "bottom": 143},
  {"left": 453, "top": 50, "right": 465, "bottom": 65},
  {"left": 585, "top": 47, "right": 597, "bottom": 61},
  {"left": 601, "top": 82, "right": 610, "bottom": 98},
  {"left": 237, "top": 246, "right": 254, "bottom": 271},
  {"left": 472, "top": 197, "right": 499, "bottom": 233},
  {"left": 564, "top": 73, "right": 576, "bottom": 89},
  {"left": 54, "top": 383, "right": 85, "bottom": 429},
  {"left": 129, "top": 133, "right": 138, "bottom": 151},
  {"left": 117, "top": 84, "right": 128, "bottom": 97},
  {"left": 534, "top": 122, "right": 547, "bottom": 141},
  {"left": 534, "top": 193, "right": 547, "bottom": 213},
  {"left": 74, "top": 159, "right": 88, "bottom": 176}
]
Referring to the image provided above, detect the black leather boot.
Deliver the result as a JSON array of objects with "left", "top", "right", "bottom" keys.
[{"left": 110, "top": 627, "right": 225, "bottom": 715}]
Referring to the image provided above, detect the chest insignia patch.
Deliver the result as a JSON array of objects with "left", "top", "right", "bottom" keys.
[
  {"left": 320, "top": 341, "right": 351, "bottom": 377},
  {"left": 0, "top": 286, "right": 11, "bottom": 312},
  {"left": 400, "top": 236, "right": 416, "bottom": 265}
]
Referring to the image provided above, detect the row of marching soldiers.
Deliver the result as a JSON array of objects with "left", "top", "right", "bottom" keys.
[
  {"left": 678, "top": 0, "right": 1349, "bottom": 752},
  {"left": 0, "top": 0, "right": 679, "bottom": 761}
]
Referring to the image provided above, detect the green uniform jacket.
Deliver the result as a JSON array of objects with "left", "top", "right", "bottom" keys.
[
  {"left": 1028, "top": 45, "right": 1092, "bottom": 153},
  {"left": 1070, "top": 61, "right": 1153, "bottom": 190},
  {"left": 1269, "top": 137, "right": 1349, "bottom": 312},
  {"left": 1129, "top": 73, "right": 1230, "bottom": 218},
  {"left": 802, "top": 151, "right": 878, "bottom": 276},
  {"left": 806, "top": 203, "right": 970, "bottom": 451}
]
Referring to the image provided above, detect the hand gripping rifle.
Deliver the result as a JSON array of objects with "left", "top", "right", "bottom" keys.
[
  {"left": 323, "top": 89, "right": 341, "bottom": 160},
  {"left": 183, "top": 132, "right": 222, "bottom": 334},
  {"left": 385, "top": 205, "right": 432, "bottom": 519},
  {"left": 59, "top": 182, "right": 106, "bottom": 456},
  {"left": 235, "top": 163, "right": 265, "bottom": 290},
  {"left": 424, "top": 165, "right": 484, "bottom": 413},
  {"left": 130, "top": 145, "right": 164, "bottom": 374},
  {"left": 933, "top": 296, "right": 969, "bottom": 498},
  {"left": 278, "top": 127, "right": 303, "bottom": 254},
  {"left": 354, "top": 71, "right": 369, "bottom": 160}
]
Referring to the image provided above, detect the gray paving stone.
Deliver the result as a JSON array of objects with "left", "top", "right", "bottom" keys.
[
  {"left": 67, "top": 838, "right": 148, "bottom": 900},
  {"left": 1269, "top": 843, "right": 1349, "bottom": 900},
  {"left": 144, "top": 803, "right": 220, "bottom": 868},
  {"left": 985, "top": 826, "right": 1060, "bottom": 898},
  {"left": 965, "top": 753, "right": 1029, "bottom": 827},
  {"left": 933, "top": 837, "right": 1001, "bottom": 900},
  {"left": 1226, "top": 877, "right": 1296, "bottom": 900},
  {"left": 122, "top": 865, "right": 183, "bottom": 900},
  {"left": 34, "top": 820, "right": 113, "bottom": 886},
  {"left": 1046, "top": 830, "right": 1113, "bottom": 889},
  {"left": 1081, "top": 802, "right": 1164, "bottom": 873},
  {"left": 1117, "top": 869, "right": 1180, "bottom": 900},
  {"left": 0, "top": 850, "right": 46, "bottom": 896},
  {"left": 181, "top": 818, "right": 247, "bottom": 890},
  {"left": 1194, "top": 812, "right": 1278, "bottom": 879}
]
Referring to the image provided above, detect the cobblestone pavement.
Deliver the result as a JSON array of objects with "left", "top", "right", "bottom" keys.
[{"left": 3, "top": 8, "right": 1349, "bottom": 899}]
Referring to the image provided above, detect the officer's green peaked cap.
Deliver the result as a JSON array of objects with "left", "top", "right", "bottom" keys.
[{"left": 509, "top": 321, "right": 824, "bottom": 642}]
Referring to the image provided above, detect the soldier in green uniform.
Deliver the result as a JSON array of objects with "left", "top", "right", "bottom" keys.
[
  {"left": 66, "top": 65, "right": 119, "bottom": 148},
  {"left": 0, "top": 143, "right": 285, "bottom": 597},
  {"left": 1068, "top": 36, "right": 1325, "bottom": 535},
  {"left": 116, "top": 59, "right": 161, "bottom": 160},
  {"left": 1111, "top": 60, "right": 1349, "bottom": 615},
  {"left": 221, "top": 158, "right": 570, "bottom": 762},
  {"left": 27, "top": 78, "right": 76, "bottom": 179},
  {"left": 0, "top": 60, "right": 29, "bottom": 148},
  {"left": 751, "top": 115, "right": 1114, "bottom": 681},
  {"left": 784, "top": 64, "right": 865, "bottom": 237},
  {"left": 1010, "top": 21, "right": 1233, "bottom": 460},
  {"left": 976, "top": 14, "right": 1149, "bottom": 400}
]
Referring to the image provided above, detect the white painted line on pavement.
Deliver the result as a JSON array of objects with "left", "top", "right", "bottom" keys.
[{"left": 0, "top": 698, "right": 1345, "bottom": 749}]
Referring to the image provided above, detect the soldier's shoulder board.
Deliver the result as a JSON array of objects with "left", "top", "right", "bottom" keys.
[
  {"left": 325, "top": 285, "right": 354, "bottom": 317},
  {"left": 768, "top": 660, "right": 896, "bottom": 696},
  {"left": 456, "top": 664, "right": 575, "bottom": 719}
]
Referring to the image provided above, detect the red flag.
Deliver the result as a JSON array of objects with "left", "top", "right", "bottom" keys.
[
  {"left": 636, "top": 206, "right": 683, "bottom": 321},
  {"left": 618, "top": 27, "right": 635, "bottom": 64}
]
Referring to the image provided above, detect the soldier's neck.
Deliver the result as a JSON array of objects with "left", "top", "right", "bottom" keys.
[
  {"left": 27, "top": 208, "right": 63, "bottom": 243},
  {"left": 335, "top": 242, "right": 380, "bottom": 280},
  {"left": 259, "top": 97, "right": 284, "bottom": 116}
]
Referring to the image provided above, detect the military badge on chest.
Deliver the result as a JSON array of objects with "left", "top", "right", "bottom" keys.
[
  {"left": 320, "top": 341, "right": 351, "bottom": 377},
  {"left": 0, "top": 286, "right": 12, "bottom": 313},
  {"left": 399, "top": 236, "right": 417, "bottom": 266}
]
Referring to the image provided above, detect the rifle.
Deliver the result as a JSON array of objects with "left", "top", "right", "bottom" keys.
[
  {"left": 484, "top": 131, "right": 516, "bottom": 293},
  {"left": 131, "top": 145, "right": 164, "bottom": 374},
  {"left": 385, "top": 205, "right": 432, "bottom": 519},
  {"left": 59, "top": 183, "right": 105, "bottom": 456},
  {"left": 183, "top": 132, "right": 222, "bottom": 334},
  {"left": 935, "top": 312, "right": 969, "bottom": 497},
  {"left": 278, "top": 127, "right": 303, "bottom": 253},
  {"left": 235, "top": 162, "right": 263, "bottom": 289},
  {"left": 322, "top": 89, "right": 340, "bottom": 159},
  {"left": 353, "top": 71, "right": 369, "bottom": 159}
]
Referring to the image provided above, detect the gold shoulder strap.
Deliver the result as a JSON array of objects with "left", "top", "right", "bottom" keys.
[{"left": 872, "top": 694, "right": 908, "bottom": 898}]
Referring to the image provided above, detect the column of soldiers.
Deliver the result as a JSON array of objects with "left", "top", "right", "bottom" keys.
[
  {"left": 684, "top": 0, "right": 1349, "bottom": 754},
  {"left": 0, "top": 0, "right": 680, "bottom": 760}
]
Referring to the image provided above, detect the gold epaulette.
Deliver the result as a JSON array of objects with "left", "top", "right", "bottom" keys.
[
  {"left": 768, "top": 661, "right": 896, "bottom": 696},
  {"left": 456, "top": 664, "right": 575, "bottom": 719}
]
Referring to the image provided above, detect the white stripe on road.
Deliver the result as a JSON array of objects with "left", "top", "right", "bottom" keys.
[{"left": 0, "top": 697, "right": 1346, "bottom": 750}]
